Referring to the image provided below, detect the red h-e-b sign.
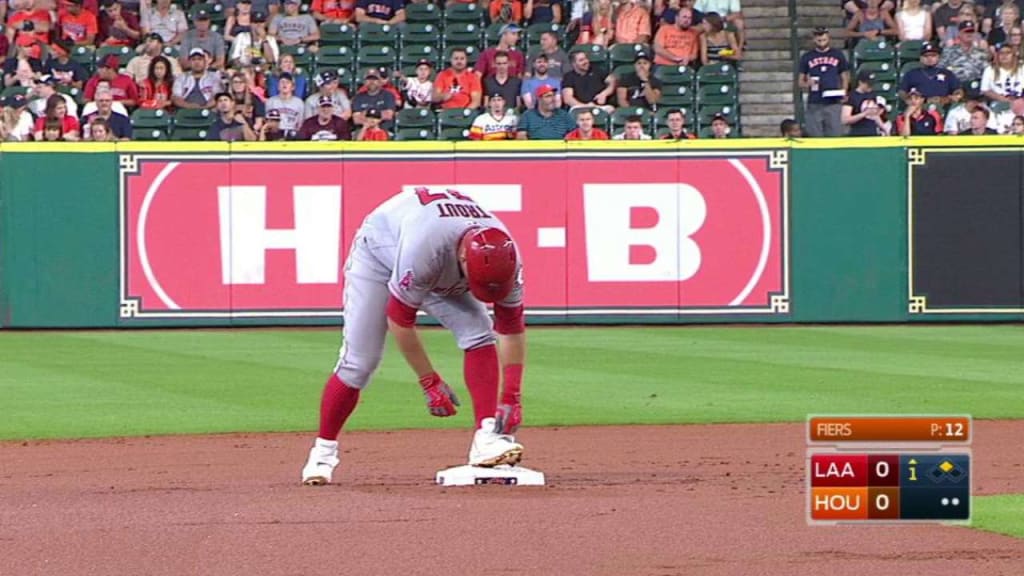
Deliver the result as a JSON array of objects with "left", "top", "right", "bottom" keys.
[{"left": 119, "top": 151, "right": 788, "bottom": 320}]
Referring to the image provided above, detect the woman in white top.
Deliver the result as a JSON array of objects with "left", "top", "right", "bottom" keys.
[
  {"left": 895, "top": 0, "right": 931, "bottom": 42},
  {"left": 982, "top": 42, "right": 1024, "bottom": 102}
]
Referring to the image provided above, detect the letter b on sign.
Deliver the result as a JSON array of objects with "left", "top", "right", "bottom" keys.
[{"left": 583, "top": 184, "right": 707, "bottom": 282}]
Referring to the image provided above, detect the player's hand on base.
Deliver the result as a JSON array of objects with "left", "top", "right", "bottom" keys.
[
  {"left": 493, "top": 402, "right": 522, "bottom": 435},
  {"left": 419, "top": 372, "right": 460, "bottom": 417}
]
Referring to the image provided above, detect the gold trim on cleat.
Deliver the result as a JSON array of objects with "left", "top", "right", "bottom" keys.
[
  {"left": 474, "top": 447, "right": 523, "bottom": 468},
  {"left": 303, "top": 476, "right": 329, "bottom": 486}
]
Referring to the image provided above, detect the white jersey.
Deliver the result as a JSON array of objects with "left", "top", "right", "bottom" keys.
[{"left": 359, "top": 188, "right": 523, "bottom": 309}]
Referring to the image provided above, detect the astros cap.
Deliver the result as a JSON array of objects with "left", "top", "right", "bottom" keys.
[{"left": 459, "top": 227, "right": 518, "bottom": 303}]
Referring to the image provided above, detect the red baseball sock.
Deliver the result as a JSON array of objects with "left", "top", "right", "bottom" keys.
[
  {"left": 464, "top": 344, "right": 499, "bottom": 428},
  {"left": 318, "top": 373, "right": 360, "bottom": 441}
]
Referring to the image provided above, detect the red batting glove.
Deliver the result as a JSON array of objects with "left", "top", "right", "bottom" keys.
[
  {"left": 493, "top": 402, "right": 522, "bottom": 435},
  {"left": 419, "top": 372, "right": 460, "bottom": 417}
]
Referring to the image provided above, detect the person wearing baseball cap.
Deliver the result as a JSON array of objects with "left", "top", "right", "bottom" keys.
[
  {"left": 355, "top": 108, "right": 390, "bottom": 140},
  {"left": 304, "top": 69, "right": 351, "bottom": 120},
  {"left": 57, "top": 0, "right": 99, "bottom": 46},
  {"left": 476, "top": 23, "right": 526, "bottom": 78},
  {"left": 899, "top": 41, "right": 960, "bottom": 106},
  {"left": 896, "top": 87, "right": 942, "bottom": 135},
  {"left": 933, "top": 19, "right": 990, "bottom": 85},
  {"left": 297, "top": 94, "right": 352, "bottom": 140},
  {"left": 208, "top": 91, "right": 257, "bottom": 141},
  {"left": 798, "top": 25, "right": 849, "bottom": 136},
  {"left": 709, "top": 112, "right": 730, "bottom": 139},
  {"left": 84, "top": 52, "right": 140, "bottom": 107},
  {"left": 98, "top": 1, "right": 141, "bottom": 50},
  {"left": 614, "top": 50, "right": 662, "bottom": 109},
  {"left": 352, "top": 68, "right": 398, "bottom": 129},
  {"left": 842, "top": 69, "right": 886, "bottom": 137},
  {"left": 0, "top": 93, "right": 34, "bottom": 141},
  {"left": 180, "top": 7, "right": 227, "bottom": 71},
  {"left": 516, "top": 83, "right": 575, "bottom": 139},
  {"left": 520, "top": 52, "right": 561, "bottom": 110},
  {"left": 259, "top": 108, "right": 288, "bottom": 141},
  {"left": 395, "top": 59, "right": 435, "bottom": 108}
]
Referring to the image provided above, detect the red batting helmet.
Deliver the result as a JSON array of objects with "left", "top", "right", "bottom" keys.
[{"left": 460, "top": 227, "right": 518, "bottom": 303}]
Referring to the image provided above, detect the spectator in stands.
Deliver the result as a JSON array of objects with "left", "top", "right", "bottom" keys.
[
  {"left": 990, "top": 94, "right": 1024, "bottom": 130},
  {"left": 484, "top": 52, "right": 523, "bottom": 108},
  {"left": 658, "top": 0, "right": 705, "bottom": 27},
  {"left": 537, "top": 30, "right": 571, "bottom": 78},
  {"left": 267, "top": 53, "right": 309, "bottom": 98},
  {"left": 653, "top": 8, "right": 701, "bottom": 67},
  {"left": 842, "top": 70, "right": 888, "bottom": 136},
  {"left": 99, "top": 0, "right": 142, "bottom": 47},
  {"left": 0, "top": 94, "right": 34, "bottom": 141},
  {"left": 297, "top": 95, "right": 350, "bottom": 139},
  {"left": 86, "top": 117, "right": 117, "bottom": 141},
  {"left": 984, "top": 0, "right": 1022, "bottom": 37},
  {"left": 355, "top": 0, "right": 405, "bottom": 25},
  {"left": 6, "top": 0, "right": 51, "bottom": 61},
  {"left": 615, "top": 0, "right": 652, "bottom": 44},
  {"left": 226, "top": 0, "right": 255, "bottom": 43},
  {"left": 312, "top": 0, "right": 355, "bottom": 24},
  {"left": 709, "top": 111, "right": 729, "bottom": 138},
  {"left": 33, "top": 93, "right": 80, "bottom": 140},
  {"left": 4, "top": 54, "right": 39, "bottom": 90},
  {"left": 1011, "top": 112, "right": 1024, "bottom": 133},
  {"left": 225, "top": 72, "right": 263, "bottom": 120},
  {"left": 799, "top": 27, "right": 849, "bottom": 137},
  {"left": 354, "top": 107, "right": 390, "bottom": 140},
  {"left": 28, "top": 75, "right": 79, "bottom": 119},
  {"left": 525, "top": 0, "right": 562, "bottom": 24},
  {"left": 695, "top": 0, "right": 745, "bottom": 47},
  {"left": 578, "top": 0, "right": 613, "bottom": 46},
  {"left": 304, "top": 70, "right": 350, "bottom": 120},
  {"left": 140, "top": 0, "right": 187, "bottom": 45},
  {"left": 841, "top": 0, "right": 894, "bottom": 18},
  {"left": 44, "top": 41, "right": 89, "bottom": 89},
  {"left": 272, "top": 0, "right": 321, "bottom": 52},
  {"left": 352, "top": 69, "right": 397, "bottom": 129},
  {"left": 986, "top": 2, "right": 1018, "bottom": 46},
  {"left": 137, "top": 54, "right": 175, "bottom": 110},
  {"left": 57, "top": 0, "right": 99, "bottom": 46},
  {"left": 516, "top": 84, "right": 574, "bottom": 138},
  {"left": 701, "top": 12, "right": 742, "bottom": 65},
  {"left": 86, "top": 54, "right": 140, "bottom": 107},
  {"left": 397, "top": 59, "right": 434, "bottom": 108},
  {"left": 224, "top": 0, "right": 281, "bottom": 21},
  {"left": 565, "top": 108, "right": 610, "bottom": 139},
  {"left": 900, "top": 42, "right": 960, "bottom": 104},
  {"left": 660, "top": 108, "right": 696, "bottom": 139},
  {"left": 469, "top": 92, "right": 518, "bottom": 140},
  {"left": 172, "top": 49, "right": 221, "bottom": 110},
  {"left": 227, "top": 4, "right": 281, "bottom": 67},
  {"left": 780, "top": 117, "right": 802, "bottom": 138},
  {"left": 239, "top": 64, "right": 268, "bottom": 101},
  {"left": 960, "top": 105, "right": 999, "bottom": 133},
  {"left": 896, "top": 87, "right": 943, "bottom": 134},
  {"left": 947, "top": 3, "right": 987, "bottom": 49},
  {"left": 895, "top": 0, "right": 932, "bottom": 42},
  {"left": 615, "top": 51, "right": 662, "bottom": 109},
  {"left": 40, "top": 119, "right": 65, "bottom": 141},
  {"left": 477, "top": 24, "right": 527, "bottom": 78},
  {"left": 259, "top": 108, "right": 287, "bottom": 139},
  {"left": 521, "top": 53, "right": 562, "bottom": 109},
  {"left": 490, "top": 0, "right": 524, "bottom": 25},
  {"left": 127, "top": 33, "right": 181, "bottom": 84},
  {"left": 981, "top": 42, "right": 1024, "bottom": 100},
  {"left": 941, "top": 20, "right": 992, "bottom": 81},
  {"left": 846, "top": 0, "right": 898, "bottom": 44},
  {"left": 265, "top": 72, "right": 306, "bottom": 133},
  {"left": 933, "top": 0, "right": 967, "bottom": 45},
  {"left": 206, "top": 92, "right": 257, "bottom": 140},
  {"left": 180, "top": 10, "right": 227, "bottom": 70},
  {"left": 562, "top": 50, "right": 615, "bottom": 112},
  {"left": 434, "top": 48, "right": 483, "bottom": 110},
  {"left": 83, "top": 88, "right": 132, "bottom": 139},
  {"left": 613, "top": 115, "right": 651, "bottom": 139},
  {"left": 943, "top": 88, "right": 996, "bottom": 132}
]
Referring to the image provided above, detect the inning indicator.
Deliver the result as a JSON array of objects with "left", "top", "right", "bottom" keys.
[{"left": 807, "top": 415, "right": 972, "bottom": 525}]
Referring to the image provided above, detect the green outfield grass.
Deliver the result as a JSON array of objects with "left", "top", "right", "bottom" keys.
[
  {"left": 972, "top": 495, "right": 1024, "bottom": 539},
  {"left": 2, "top": 325, "right": 1023, "bottom": 440}
]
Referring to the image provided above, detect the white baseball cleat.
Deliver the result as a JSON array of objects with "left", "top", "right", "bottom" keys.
[
  {"left": 468, "top": 417, "right": 524, "bottom": 467},
  {"left": 301, "top": 438, "right": 340, "bottom": 486}
]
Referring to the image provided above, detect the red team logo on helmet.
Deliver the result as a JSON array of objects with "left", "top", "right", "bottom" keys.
[{"left": 460, "top": 227, "right": 518, "bottom": 303}]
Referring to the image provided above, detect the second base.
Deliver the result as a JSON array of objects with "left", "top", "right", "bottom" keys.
[{"left": 435, "top": 464, "right": 546, "bottom": 486}]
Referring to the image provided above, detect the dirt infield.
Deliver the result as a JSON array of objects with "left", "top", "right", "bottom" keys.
[{"left": 2, "top": 421, "right": 1023, "bottom": 576}]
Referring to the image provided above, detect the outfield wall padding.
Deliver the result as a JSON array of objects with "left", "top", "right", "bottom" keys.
[{"left": 1, "top": 139, "right": 1022, "bottom": 328}]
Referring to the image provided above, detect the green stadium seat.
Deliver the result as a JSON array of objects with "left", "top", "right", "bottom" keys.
[
  {"left": 609, "top": 42, "right": 649, "bottom": 67},
  {"left": 444, "top": 22, "right": 482, "bottom": 48},
  {"left": 568, "top": 43, "right": 609, "bottom": 68},
  {"left": 395, "top": 126, "right": 437, "bottom": 140},
  {"left": 396, "top": 106, "right": 436, "bottom": 129},
  {"left": 437, "top": 107, "right": 476, "bottom": 129},
  {"left": 405, "top": 2, "right": 440, "bottom": 25},
  {"left": 280, "top": 45, "right": 314, "bottom": 68},
  {"left": 439, "top": 126, "right": 471, "bottom": 140},
  {"left": 95, "top": 45, "right": 134, "bottom": 69},
  {"left": 401, "top": 23, "right": 442, "bottom": 50},
  {"left": 526, "top": 22, "right": 564, "bottom": 47},
  {"left": 1, "top": 85, "right": 29, "bottom": 99},
  {"left": 400, "top": 44, "right": 439, "bottom": 68},
  {"left": 162, "top": 45, "right": 180, "bottom": 60},
  {"left": 358, "top": 23, "right": 400, "bottom": 49},
  {"left": 658, "top": 84, "right": 695, "bottom": 108},
  {"left": 132, "top": 127, "right": 169, "bottom": 141},
  {"left": 611, "top": 106, "right": 653, "bottom": 130},
  {"left": 131, "top": 108, "right": 173, "bottom": 130},
  {"left": 697, "top": 83, "right": 738, "bottom": 106},
  {"left": 170, "top": 126, "right": 210, "bottom": 140},
  {"left": 696, "top": 62, "right": 738, "bottom": 85},
  {"left": 174, "top": 108, "right": 215, "bottom": 128},
  {"left": 655, "top": 64, "right": 695, "bottom": 86},
  {"left": 357, "top": 45, "right": 397, "bottom": 70},
  {"left": 71, "top": 45, "right": 96, "bottom": 74},
  {"left": 897, "top": 40, "right": 924, "bottom": 65},
  {"left": 444, "top": 2, "right": 483, "bottom": 24},
  {"left": 317, "top": 45, "right": 356, "bottom": 68},
  {"left": 857, "top": 61, "right": 897, "bottom": 83},
  {"left": 320, "top": 22, "right": 356, "bottom": 46},
  {"left": 853, "top": 38, "right": 896, "bottom": 66},
  {"left": 697, "top": 104, "right": 738, "bottom": 126},
  {"left": 484, "top": 23, "right": 506, "bottom": 46}
]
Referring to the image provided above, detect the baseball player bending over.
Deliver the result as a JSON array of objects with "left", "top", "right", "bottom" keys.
[{"left": 302, "top": 186, "right": 526, "bottom": 485}]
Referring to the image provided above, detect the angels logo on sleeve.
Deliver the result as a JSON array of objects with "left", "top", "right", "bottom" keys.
[{"left": 399, "top": 269, "right": 414, "bottom": 290}]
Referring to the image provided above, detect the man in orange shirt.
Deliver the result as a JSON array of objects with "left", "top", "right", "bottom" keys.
[
  {"left": 312, "top": 0, "right": 355, "bottom": 24},
  {"left": 433, "top": 48, "right": 483, "bottom": 110},
  {"left": 58, "top": 0, "right": 99, "bottom": 45},
  {"left": 653, "top": 7, "right": 701, "bottom": 66},
  {"left": 565, "top": 108, "right": 610, "bottom": 140},
  {"left": 614, "top": 0, "right": 652, "bottom": 44},
  {"left": 6, "top": 0, "right": 51, "bottom": 60}
]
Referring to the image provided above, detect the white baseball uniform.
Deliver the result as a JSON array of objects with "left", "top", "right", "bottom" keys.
[{"left": 334, "top": 187, "right": 523, "bottom": 388}]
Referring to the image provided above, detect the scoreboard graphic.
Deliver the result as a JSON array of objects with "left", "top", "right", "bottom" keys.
[{"left": 807, "top": 416, "right": 972, "bottom": 525}]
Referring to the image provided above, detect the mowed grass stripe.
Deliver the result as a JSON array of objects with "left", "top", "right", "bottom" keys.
[{"left": 1, "top": 327, "right": 1022, "bottom": 439}]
